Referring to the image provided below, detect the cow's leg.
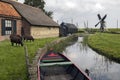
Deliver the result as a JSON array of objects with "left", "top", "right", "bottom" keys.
[
  {"left": 11, "top": 42, "right": 14, "bottom": 46},
  {"left": 21, "top": 43, "right": 23, "bottom": 46}
]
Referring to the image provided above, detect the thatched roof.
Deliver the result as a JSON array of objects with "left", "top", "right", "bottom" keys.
[
  {"left": 1, "top": 0, "right": 59, "bottom": 27},
  {"left": 60, "top": 22, "right": 78, "bottom": 29}
]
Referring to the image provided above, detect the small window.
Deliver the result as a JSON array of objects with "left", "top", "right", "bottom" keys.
[
  {"left": 5, "top": 31, "right": 12, "bottom": 35},
  {"left": 5, "top": 20, "right": 12, "bottom": 35},
  {"left": 5, "top": 20, "right": 12, "bottom": 28}
]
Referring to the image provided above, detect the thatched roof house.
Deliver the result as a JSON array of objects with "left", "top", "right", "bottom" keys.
[
  {"left": 60, "top": 22, "right": 78, "bottom": 36},
  {"left": 0, "top": 0, "right": 59, "bottom": 39}
]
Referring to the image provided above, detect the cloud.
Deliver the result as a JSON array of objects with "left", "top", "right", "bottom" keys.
[
  {"left": 95, "top": 3, "right": 104, "bottom": 11},
  {"left": 44, "top": 0, "right": 106, "bottom": 15},
  {"left": 18, "top": 0, "right": 24, "bottom": 3},
  {"left": 65, "top": 1, "right": 77, "bottom": 9}
]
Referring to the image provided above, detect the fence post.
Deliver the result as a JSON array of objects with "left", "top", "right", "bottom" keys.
[{"left": 24, "top": 46, "right": 30, "bottom": 79}]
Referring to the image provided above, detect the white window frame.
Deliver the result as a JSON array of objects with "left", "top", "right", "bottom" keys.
[{"left": 5, "top": 20, "right": 12, "bottom": 35}]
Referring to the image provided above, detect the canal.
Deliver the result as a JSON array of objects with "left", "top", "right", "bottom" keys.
[{"left": 63, "top": 37, "right": 120, "bottom": 80}]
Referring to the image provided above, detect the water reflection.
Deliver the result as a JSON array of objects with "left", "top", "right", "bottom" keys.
[{"left": 63, "top": 37, "right": 120, "bottom": 80}]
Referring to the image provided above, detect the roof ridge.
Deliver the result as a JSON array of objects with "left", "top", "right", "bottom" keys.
[{"left": 1, "top": 0, "right": 44, "bottom": 12}]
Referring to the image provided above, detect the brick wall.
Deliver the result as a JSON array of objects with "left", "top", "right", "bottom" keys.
[
  {"left": 16, "top": 19, "right": 22, "bottom": 35},
  {"left": 31, "top": 26, "right": 59, "bottom": 38},
  {"left": 0, "top": 18, "right": 1, "bottom": 36},
  {"left": 0, "top": 18, "right": 4, "bottom": 41},
  {"left": 22, "top": 18, "right": 30, "bottom": 36}
]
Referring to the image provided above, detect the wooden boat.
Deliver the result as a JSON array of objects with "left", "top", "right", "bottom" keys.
[{"left": 37, "top": 50, "right": 91, "bottom": 80}]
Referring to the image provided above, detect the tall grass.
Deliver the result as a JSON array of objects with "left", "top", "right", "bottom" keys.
[
  {"left": 49, "top": 36, "right": 78, "bottom": 52},
  {"left": 88, "top": 33, "right": 120, "bottom": 62},
  {"left": 108, "top": 28, "right": 120, "bottom": 33},
  {"left": 0, "top": 37, "right": 58, "bottom": 80}
]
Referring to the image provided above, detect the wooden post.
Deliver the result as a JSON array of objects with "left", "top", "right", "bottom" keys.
[
  {"left": 24, "top": 46, "right": 30, "bottom": 79},
  {"left": 87, "top": 20, "right": 88, "bottom": 28},
  {"left": 71, "top": 19, "right": 73, "bottom": 24},
  {"left": 117, "top": 19, "right": 119, "bottom": 29}
]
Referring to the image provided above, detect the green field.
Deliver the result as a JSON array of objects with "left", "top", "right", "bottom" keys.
[
  {"left": 0, "top": 37, "right": 58, "bottom": 80},
  {"left": 88, "top": 33, "right": 120, "bottom": 62},
  {"left": 108, "top": 28, "right": 120, "bottom": 33}
]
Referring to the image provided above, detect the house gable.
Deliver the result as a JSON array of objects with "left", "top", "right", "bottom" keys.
[
  {"left": 0, "top": 1, "right": 22, "bottom": 37},
  {"left": 0, "top": 1, "right": 21, "bottom": 18}
]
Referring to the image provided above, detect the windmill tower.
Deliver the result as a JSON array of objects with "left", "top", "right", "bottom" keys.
[{"left": 95, "top": 14, "right": 107, "bottom": 32}]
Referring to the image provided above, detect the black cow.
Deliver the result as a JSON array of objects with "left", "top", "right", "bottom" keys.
[
  {"left": 10, "top": 34, "right": 23, "bottom": 46},
  {"left": 23, "top": 35, "right": 34, "bottom": 42}
]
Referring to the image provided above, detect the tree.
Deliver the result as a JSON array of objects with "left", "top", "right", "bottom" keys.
[
  {"left": 45, "top": 11, "right": 53, "bottom": 18},
  {"left": 24, "top": 0, "right": 53, "bottom": 18}
]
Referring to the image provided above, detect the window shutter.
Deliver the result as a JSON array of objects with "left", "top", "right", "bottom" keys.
[
  {"left": 13, "top": 20, "right": 16, "bottom": 34},
  {"left": 1, "top": 19, "right": 5, "bottom": 35}
]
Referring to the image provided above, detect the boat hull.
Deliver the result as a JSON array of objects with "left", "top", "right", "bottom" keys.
[{"left": 38, "top": 52, "right": 91, "bottom": 80}]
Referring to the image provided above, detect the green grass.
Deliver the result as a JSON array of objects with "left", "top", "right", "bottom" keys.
[
  {"left": 88, "top": 33, "right": 120, "bottom": 62},
  {"left": 78, "top": 28, "right": 120, "bottom": 34},
  {"left": 0, "top": 37, "right": 58, "bottom": 80},
  {"left": 108, "top": 28, "right": 120, "bottom": 32},
  {"left": 49, "top": 35, "right": 78, "bottom": 53}
]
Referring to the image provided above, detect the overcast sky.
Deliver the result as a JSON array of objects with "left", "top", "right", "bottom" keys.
[{"left": 18, "top": 0, "right": 120, "bottom": 28}]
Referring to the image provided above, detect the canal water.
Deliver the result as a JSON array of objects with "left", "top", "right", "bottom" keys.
[{"left": 63, "top": 37, "right": 120, "bottom": 80}]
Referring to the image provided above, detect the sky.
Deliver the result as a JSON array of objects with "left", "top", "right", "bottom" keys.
[{"left": 18, "top": 0, "right": 120, "bottom": 28}]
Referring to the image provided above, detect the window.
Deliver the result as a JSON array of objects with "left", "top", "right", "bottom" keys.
[
  {"left": 2, "top": 19, "right": 16, "bottom": 35},
  {"left": 5, "top": 20, "right": 12, "bottom": 27},
  {"left": 5, "top": 20, "right": 12, "bottom": 35}
]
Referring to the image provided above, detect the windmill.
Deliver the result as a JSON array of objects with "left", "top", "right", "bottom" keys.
[{"left": 95, "top": 14, "right": 107, "bottom": 32}]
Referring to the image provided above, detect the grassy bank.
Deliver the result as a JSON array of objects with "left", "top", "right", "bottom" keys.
[
  {"left": 88, "top": 33, "right": 120, "bottom": 62},
  {"left": 0, "top": 37, "right": 58, "bottom": 80},
  {"left": 46, "top": 34, "right": 78, "bottom": 53},
  {"left": 108, "top": 28, "right": 120, "bottom": 33},
  {"left": 54, "top": 35, "right": 78, "bottom": 52}
]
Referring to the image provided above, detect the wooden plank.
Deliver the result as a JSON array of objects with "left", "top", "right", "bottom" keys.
[
  {"left": 41, "top": 59, "right": 65, "bottom": 63},
  {"left": 40, "top": 61, "right": 72, "bottom": 67},
  {"left": 44, "top": 74, "right": 72, "bottom": 80},
  {"left": 40, "top": 65, "right": 74, "bottom": 80}
]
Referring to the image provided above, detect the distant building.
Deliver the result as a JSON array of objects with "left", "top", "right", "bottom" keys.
[
  {"left": 0, "top": 0, "right": 59, "bottom": 39},
  {"left": 59, "top": 22, "right": 78, "bottom": 36}
]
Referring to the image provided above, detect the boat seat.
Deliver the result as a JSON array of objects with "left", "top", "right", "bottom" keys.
[{"left": 40, "top": 61, "right": 72, "bottom": 67}]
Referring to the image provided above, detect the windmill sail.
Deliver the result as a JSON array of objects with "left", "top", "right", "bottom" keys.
[
  {"left": 97, "top": 14, "right": 101, "bottom": 20},
  {"left": 101, "top": 14, "right": 107, "bottom": 21},
  {"left": 95, "top": 14, "right": 107, "bottom": 27}
]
